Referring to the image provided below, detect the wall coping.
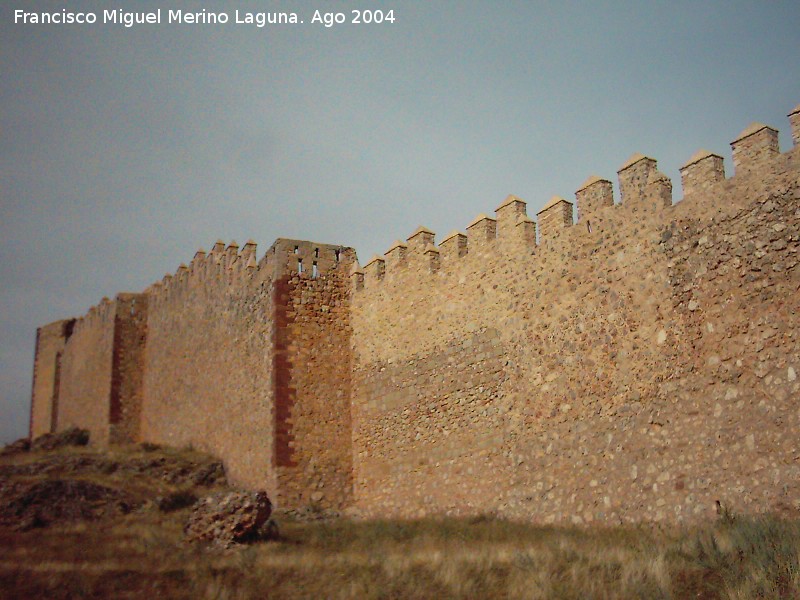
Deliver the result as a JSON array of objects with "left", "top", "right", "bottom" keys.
[
  {"left": 440, "top": 230, "right": 466, "bottom": 244},
  {"left": 386, "top": 239, "right": 408, "bottom": 252},
  {"left": 364, "top": 254, "right": 385, "bottom": 267}
]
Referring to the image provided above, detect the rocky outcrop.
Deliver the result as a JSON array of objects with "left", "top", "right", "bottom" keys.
[
  {"left": 30, "top": 427, "right": 89, "bottom": 451},
  {"left": 0, "top": 442, "right": 229, "bottom": 531},
  {"left": 1, "top": 479, "right": 137, "bottom": 530},
  {"left": 1, "top": 428, "right": 91, "bottom": 457},
  {"left": 1, "top": 438, "right": 31, "bottom": 456}
]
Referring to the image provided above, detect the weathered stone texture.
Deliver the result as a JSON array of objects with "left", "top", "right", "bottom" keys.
[
  {"left": 466, "top": 216, "right": 496, "bottom": 254},
  {"left": 537, "top": 196, "right": 573, "bottom": 242},
  {"left": 495, "top": 195, "right": 527, "bottom": 244},
  {"left": 29, "top": 102, "right": 800, "bottom": 525},
  {"left": 618, "top": 154, "right": 657, "bottom": 204},
  {"left": 575, "top": 176, "right": 613, "bottom": 226},
  {"left": 680, "top": 151, "right": 725, "bottom": 198},
  {"left": 274, "top": 262, "right": 355, "bottom": 510},
  {"left": 141, "top": 250, "right": 278, "bottom": 492},
  {"left": 184, "top": 490, "right": 272, "bottom": 547},
  {"left": 350, "top": 129, "right": 799, "bottom": 524},
  {"left": 140, "top": 239, "right": 354, "bottom": 507},
  {"left": 732, "top": 124, "right": 780, "bottom": 175},
  {"left": 353, "top": 328, "right": 509, "bottom": 517},
  {"left": 45, "top": 295, "right": 148, "bottom": 448},
  {"left": 352, "top": 191, "right": 682, "bottom": 519}
]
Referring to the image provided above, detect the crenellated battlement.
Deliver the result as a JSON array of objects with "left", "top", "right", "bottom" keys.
[
  {"left": 73, "top": 296, "right": 116, "bottom": 330},
  {"left": 29, "top": 99, "right": 800, "bottom": 525},
  {"left": 616, "top": 153, "right": 664, "bottom": 207},
  {"left": 465, "top": 213, "right": 496, "bottom": 253},
  {"left": 439, "top": 230, "right": 468, "bottom": 261},
  {"left": 143, "top": 237, "right": 355, "bottom": 314},
  {"left": 731, "top": 123, "right": 779, "bottom": 174},
  {"left": 790, "top": 104, "right": 800, "bottom": 147},
  {"left": 537, "top": 196, "right": 573, "bottom": 241},
  {"left": 575, "top": 176, "right": 612, "bottom": 229},
  {"left": 679, "top": 150, "right": 725, "bottom": 197},
  {"left": 347, "top": 101, "right": 800, "bottom": 521},
  {"left": 384, "top": 240, "right": 408, "bottom": 273},
  {"left": 354, "top": 103, "right": 799, "bottom": 293}
]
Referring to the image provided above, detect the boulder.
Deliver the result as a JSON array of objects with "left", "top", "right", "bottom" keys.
[{"left": 184, "top": 490, "right": 272, "bottom": 547}]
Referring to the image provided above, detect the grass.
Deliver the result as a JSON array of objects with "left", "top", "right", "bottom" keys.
[
  {"left": 2, "top": 445, "right": 799, "bottom": 598},
  {"left": 2, "top": 511, "right": 799, "bottom": 599}
]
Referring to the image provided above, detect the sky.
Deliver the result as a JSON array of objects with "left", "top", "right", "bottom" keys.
[{"left": 1, "top": 1, "right": 798, "bottom": 443}]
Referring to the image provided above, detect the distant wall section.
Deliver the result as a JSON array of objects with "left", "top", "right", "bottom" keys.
[
  {"left": 29, "top": 319, "right": 74, "bottom": 438},
  {"left": 141, "top": 239, "right": 355, "bottom": 508},
  {"left": 33, "top": 293, "right": 149, "bottom": 446},
  {"left": 57, "top": 300, "right": 117, "bottom": 446},
  {"left": 141, "top": 241, "right": 278, "bottom": 492}
]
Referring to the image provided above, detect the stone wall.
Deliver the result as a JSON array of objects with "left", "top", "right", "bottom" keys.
[
  {"left": 28, "top": 101, "right": 800, "bottom": 524},
  {"left": 350, "top": 117, "right": 799, "bottom": 524},
  {"left": 350, "top": 185, "right": 684, "bottom": 519},
  {"left": 501, "top": 156, "right": 799, "bottom": 525},
  {"left": 29, "top": 319, "right": 74, "bottom": 438},
  {"left": 352, "top": 326, "right": 510, "bottom": 517},
  {"left": 661, "top": 157, "right": 800, "bottom": 521},
  {"left": 109, "top": 293, "right": 148, "bottom": 444},
  {"left": 140, "top": 241, "right": 279, "bottom": 492},
  {"left": 140, "top": 238, "right": 355, "bottom": 505},
  {"left": 38, "top": 294, "right": 150, "bottom": 448},
  {"left": 274, "top": 253, "right": 356, "bottom": 510},
  {"left": 57, "top": 299, "right": 117, "bottom": 446}
]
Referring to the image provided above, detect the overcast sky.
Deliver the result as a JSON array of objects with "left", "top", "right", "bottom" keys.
[{"left": 1, "top": 1, "right": 798, "bottom": 443}]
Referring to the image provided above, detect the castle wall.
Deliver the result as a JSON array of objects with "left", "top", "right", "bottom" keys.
[
  {"left": 140, "top": 238, "right": 355, "bottom": 507},
  {"left": 352, "top": 324, "right": 511, "bottom": 517},
  {"left": 500, "top": 155, "right": 800, "bottom": 525},
  {"left": 57, "top": 300, "right": 117, "bottom": 446},
  {"left": 29, "top": 319, "right": 74, "bottom": 438},
  {"left": 659, "top": 151, "right": 800, "bottom": 520},
  {"left": 273, "top": 252, "right": 356, "bottom": 510},
  {"left": 350, "top": 196, "right": 684, "bottom": 519},
  {"left": 109, "top": 293, "right": 148, "bottom": 444},
  {"left": 140, "top": 245, "right": 278, "bottom": 492},
  {"left": 350, "top": 132, "right": 799, "bottom": 523},
  {"left": 28, "top": 101, "right": 800, "bottom": 525}
]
